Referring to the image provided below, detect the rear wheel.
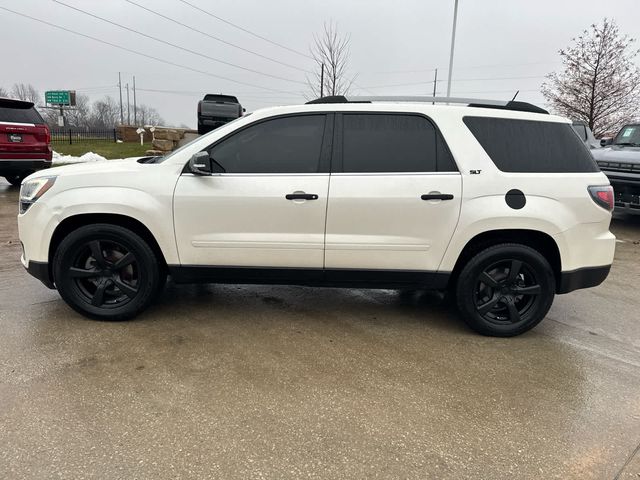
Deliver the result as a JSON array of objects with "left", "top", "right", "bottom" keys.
[
  {"left": 53, "top": 224, "right": 164, "bottom": 321},
  {"left": 455, "top": 243, "right": 555, "bottom": 337},
  {"left": 4, "top": 172, "right": 30, "bottom": 186}
]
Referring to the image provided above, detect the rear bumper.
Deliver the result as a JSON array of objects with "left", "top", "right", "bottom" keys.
[
  {"left": 0, "top": 159, "right": 51, "bottom": 174},
  {"left": 199, "top": 117, "right": 235, "bottom": 126},
  {"left": 23, "top": 258, "right": 55, "bottom": 289},
  {"left": 557, "top": 265, "right": 611, "bottom": 294}
]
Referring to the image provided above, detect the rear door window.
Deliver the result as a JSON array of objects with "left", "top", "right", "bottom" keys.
[
  {"left": 0, "top": 106, "right": 44, "bottom": 124},
  {"left": 463, "top": 116, "right": 598, "bottom": 173},
  {"left": 340, "top": 113, "right": 457, "bottom": 173}
]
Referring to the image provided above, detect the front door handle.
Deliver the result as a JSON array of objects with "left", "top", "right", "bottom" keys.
[
  {"left": 286, "top": 193, "right": 319, "bottom": 200},
  {"left": 421, "top": 193, "right": 454, "bottom": 201}
]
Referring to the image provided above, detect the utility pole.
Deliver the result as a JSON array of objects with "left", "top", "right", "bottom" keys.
[
  {"left": 118, "top": 72, "right": 124, "bottom": 125},
  {"left": 446, "top": 0, "right": 459, "bottom": 97},
  {"left": 432, "top": 68, "right": 438, "bottom": 104},
  {"left": 133, "top": 75, "right": 137, "bottom": 125},
  {"left": 126, "top": 82, "right": 130, "bottom": 125},
  {"left": 320, "top": 63, "right": 325, "bottom": 98}
]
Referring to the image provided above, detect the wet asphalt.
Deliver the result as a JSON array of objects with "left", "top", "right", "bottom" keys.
[{"left": 0, "top": 178, "right": 639, "bottom": 479}]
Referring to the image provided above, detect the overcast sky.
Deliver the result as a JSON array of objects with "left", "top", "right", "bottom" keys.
[{"left": 1, "top": 0, "right": 639, "bottom": 128}]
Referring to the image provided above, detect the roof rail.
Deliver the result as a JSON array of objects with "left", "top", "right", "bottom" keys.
[{"left": 305, "top": 95, "right": 548, "bottom": 114}]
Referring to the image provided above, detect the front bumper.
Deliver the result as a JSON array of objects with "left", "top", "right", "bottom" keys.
[
  {"left": 601, "top": 172, "right": 640, "bottom": 214},
  {"left": 23, "top": 257, "right": 55, "bottom": 289},
  {"left": 557, "top": 265, "right": 611, "bottom": 294}
]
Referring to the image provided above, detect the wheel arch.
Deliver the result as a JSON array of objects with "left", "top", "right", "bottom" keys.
[
  {"left": 448, "top": 229, "right": 562, "bottom": 292},
  {"left": 49, "top": 213, "right": 169, "bottom": 279}
]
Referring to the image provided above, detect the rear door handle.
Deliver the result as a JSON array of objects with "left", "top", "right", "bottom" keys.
[
  {"left": 421, "top": 193, "right": 454, "bottom": 201},
  {"left": 286, "top": 193, "right": 318, "bottom": 200}
]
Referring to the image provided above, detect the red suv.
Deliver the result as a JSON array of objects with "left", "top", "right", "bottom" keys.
[{"left": 0, "top": 97, "right": 52, "bottom": 186}]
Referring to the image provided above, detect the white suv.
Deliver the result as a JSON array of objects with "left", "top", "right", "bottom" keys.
[{"left": 17, "top": 96, "right": 616, "bottom": 336}]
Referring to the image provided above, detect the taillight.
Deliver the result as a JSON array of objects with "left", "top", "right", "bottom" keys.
[
  {"left": 588, "top": 185, "right": 614, "bottom": 211},
  {"left": 43, "top": 124, "right": 51, "bottom": 144}
]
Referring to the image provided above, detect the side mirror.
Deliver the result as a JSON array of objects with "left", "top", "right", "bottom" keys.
[
  {"left": 188, "top": 151, "right": 212, "bottom": 175},
  {"left": 600, "top": 138, "right": 612, "bottom": 147},
  {"left": 242, "top": 108, "right": 246, "bottom": 113}
]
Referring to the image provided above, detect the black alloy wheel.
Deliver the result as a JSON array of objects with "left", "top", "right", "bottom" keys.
[
  {"left": 474, "top": 259, "right": 541, "bottom": 326},
  {"left": 455, "top": 244, "right": 555, "bottom": 336},
  {"left": 69, "top": 239, "right": 140, "bottom": 308},
  {"left": 53, "top": 224, "right": 163, "bottom": 320}
]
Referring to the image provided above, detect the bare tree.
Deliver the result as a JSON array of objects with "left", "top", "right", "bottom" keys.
[
  {"left": 542, "top": 19, "right": 640, "bottom": 137},
  {"left": 89, "top": 96, "right": 121, "bottom": 128},
  {"left": 306, "top": 21, "right": 355, "bottom": 99},
  {"left": 0, "top": 86, "right": 8, "bottom": 98},
  {"left": 10, "top": 83, "right": 41, "bottom": 105},
  {"left": 65, "top": 94, "right": 91, "bottom": 127},
  {"left": 138, "top": 104, "right": 165, "bottom": 126}
]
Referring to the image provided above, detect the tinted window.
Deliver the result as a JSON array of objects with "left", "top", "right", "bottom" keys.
[
  {"left": 342, "top": 114, "right": 457, "bottom": 173},
  {"left": 464, "top": 117, "right": 598, "bottom": 173},
  {"left": 210, "top": 115, "right": 325, "bottom": 173},
  {"left": 572, "top": 123, "right": 587, "bottom": 141},
  {"left": 0, "top": 106, "right": 44, "bottom": 124}
]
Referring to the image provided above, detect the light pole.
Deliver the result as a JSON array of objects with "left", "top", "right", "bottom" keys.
[{"left": 446, "top": 0, "right": 459, "bottom": 97}]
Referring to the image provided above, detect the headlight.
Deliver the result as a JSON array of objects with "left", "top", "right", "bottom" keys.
[{"left": 19, "top": 176, "right": 57, "bottom": 214}]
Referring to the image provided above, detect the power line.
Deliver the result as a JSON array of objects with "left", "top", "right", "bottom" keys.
[
  {"left": 0, "top": 6, "right": 296, "bottom": 94},
  {"left": 52, "top": 0, "right": 306, "bottom": 85},
  {"left": 124, "top": 0, "right": 312, "bottom": 73},
  {"left": 360, "top": 74, "right": 546, "bottom": 89},
  {"left": 367, "top": 61, "right": 561, "bottom": 75},
  {"left": 136, "top": 87, "right": 303, "bottom": 99},
  {"left": 453, "top": 88, "right": 541, "bottom": 94},
  {"left": 175, "top": 0, "right": 313, "bottom": 60}
]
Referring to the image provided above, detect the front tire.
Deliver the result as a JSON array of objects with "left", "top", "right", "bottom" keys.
[
  {"left": 53, "top": 224, "right": 163, "bottom": 321},
  {"left": 455, "top": 243, "right": 555, "bottom": 337}
]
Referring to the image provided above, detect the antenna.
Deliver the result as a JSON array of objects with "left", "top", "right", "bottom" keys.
[{"left": 511, "top": 90, "right": 520, "bottom": 101}]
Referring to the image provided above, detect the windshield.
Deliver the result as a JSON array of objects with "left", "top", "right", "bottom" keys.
[
  {"left": 155, "top": 115, "right": 250, "bottom": 163},
  {"left": 613, "top": 125, "right": 640, "bottom": 146},
  {"left": 203, "top": 94, "right": 239, "bottom": 103}
]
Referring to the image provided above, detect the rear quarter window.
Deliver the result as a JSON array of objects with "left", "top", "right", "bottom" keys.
[
  {"left": 463, "top": 116, "right": 598, "bottom": 173},
  {"left": 0, "top": 106, "right": 45, "bottom": 124}
]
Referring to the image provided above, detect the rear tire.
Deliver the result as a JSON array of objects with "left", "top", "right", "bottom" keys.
[
  {"left": 455, "top": 243, "right": 555, "bottom": 337},
  {"left": 4, "top": 172, "right": 29, "bottom": 186},
  {"left": 53, "top": 224, "right": 163, "bottom": 321}
]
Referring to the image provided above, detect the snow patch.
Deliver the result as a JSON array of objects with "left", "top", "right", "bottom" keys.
[{"left": 52, "top": 151, "right": 108, "bottom": 165}]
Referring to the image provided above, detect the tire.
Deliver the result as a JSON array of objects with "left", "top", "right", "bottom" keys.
[
  {"left": 4, "top": 173, "right": 29, "bottom": 186},
  {"left": 455, "top": 243, "right": 555, "bottom": 337},
  {"left": 53, "top": 224, "right": 163, "bottom": 321},
  {"left": 197, "top": 122, "right": 207, "bottom": 135}
]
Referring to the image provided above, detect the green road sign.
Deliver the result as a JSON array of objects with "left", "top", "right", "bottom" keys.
[{"left": 45, "top": 90, "right": 75, "bottom": 106}]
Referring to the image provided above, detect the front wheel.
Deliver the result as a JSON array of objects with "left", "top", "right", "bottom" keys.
[
  {"left": 455, "top": 243, "right": 555, "bottom": 337},
  {"left": 53, "top": 224, "right": 163, "bottom": 321}
]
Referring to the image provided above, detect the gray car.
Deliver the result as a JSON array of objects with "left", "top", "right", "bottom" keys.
[{"left": 592, "top": 123, "right": 640, "bottom": 215}]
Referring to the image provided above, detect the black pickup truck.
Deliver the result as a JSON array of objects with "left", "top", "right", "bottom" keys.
[
  {"left": 197, "top": 94, "right": 244, "bottom": 134},
  {"left": 592, "top": 124, "right": 640, "bottom": 215}
]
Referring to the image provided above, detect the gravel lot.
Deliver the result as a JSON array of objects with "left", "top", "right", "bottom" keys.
[{"left": 1, "top": 178, "right": 639, "bottom": 479}]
